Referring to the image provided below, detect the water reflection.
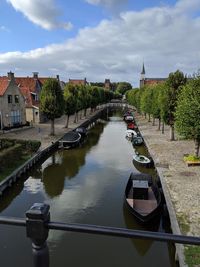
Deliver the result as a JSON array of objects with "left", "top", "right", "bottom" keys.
[{"left": 123, "top": 204, "right": 160, "bottom": 256}]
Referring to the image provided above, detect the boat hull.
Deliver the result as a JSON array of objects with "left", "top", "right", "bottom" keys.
[{"left": 125, "top": 173, "right": 162, "bottom": 224}]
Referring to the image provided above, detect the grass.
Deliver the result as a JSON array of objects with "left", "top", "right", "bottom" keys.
[
  {"left": 183, "top": 154, "right": 200, "bottom": 162},
  {"left": 177, "top": 213, "right": 190, "bottom": 235},
  {"left": 185, "top": 246, "right": 200, "bottom": 267},
  {"left": 0, "top": 155, "right": 31, "bottom": 182}
]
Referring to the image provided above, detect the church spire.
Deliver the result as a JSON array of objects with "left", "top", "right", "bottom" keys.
[{"left": 141, "top": 62, "right": 145, "bottom": 75}]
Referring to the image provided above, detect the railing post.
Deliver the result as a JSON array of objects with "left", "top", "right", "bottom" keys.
[{"left": 26, "top": 203, "right": 50, "bottom": 267}]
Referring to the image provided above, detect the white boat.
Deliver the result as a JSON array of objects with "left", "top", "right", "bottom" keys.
[{"left": 125, "top": 129, "right": 137, "bottom": 138}]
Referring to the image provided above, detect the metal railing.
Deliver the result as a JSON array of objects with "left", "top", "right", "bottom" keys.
[{"left": 0, "top": 203, "right": 199, "bottom": 267}]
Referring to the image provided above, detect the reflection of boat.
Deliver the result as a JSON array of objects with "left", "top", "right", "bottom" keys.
[
  {"left": 59, "top": 131, "right": 81, "bottom": 149},
  {"left": 123, "top": 204, "right": 160, "bottom": 256},
  {"left": 132, "top": 151, "right": 152, "bottom": 167},
  {"left": 132, "top": 136, "right": 143, "bottom": 146},
  {"left": 125, "top": 129, "right": 137, "bottom": 138},
  {"left": 125, "top": 172, "right": 162, "bottom": 224}
]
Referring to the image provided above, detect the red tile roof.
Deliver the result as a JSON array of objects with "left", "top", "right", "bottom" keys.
[
  {"left": 69, "top": 79, "right": 87, "bottom": 85},
  {"left": 0, "top": 77, "right": 9, "bottom": 96}
]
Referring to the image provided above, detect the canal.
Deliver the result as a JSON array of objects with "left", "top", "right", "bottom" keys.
[{"left": 0, "top": 110, "right": 176, "bottom": 267}]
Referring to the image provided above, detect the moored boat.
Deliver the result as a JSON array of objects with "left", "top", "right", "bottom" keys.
[
  {"left": 125, "top": 172, "right": 162, "bottom": 223},
  {"left": 59, "top": 131, "right": 81, "bottom": 149},
  {"left": 124, "top": 115, "right": 134, "bottom": 122},
  {"left": 132, "top": 135, "right": 143, "bottom": 146},
  {"left": 75, "top": 127, "right": 87, "bottom": 139},
  {"left": 125, "top": 129, "right": 137, "bottom": 139},
  {"left": 132, "top": 151, "right": 152, "bottom": 167}
]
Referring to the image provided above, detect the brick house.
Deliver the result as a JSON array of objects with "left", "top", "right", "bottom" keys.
[
  {"left": 140, "top": 63, "right": 167, "bottom": 88},
  {"left": 0, "top": 72, "right": 26, "bottom": 130},
  {"left": 15, "top": 73, "right": 65, "bottom": 124},
  {"left": 68, "top": 78, "right": 88, "bottom": 86}
]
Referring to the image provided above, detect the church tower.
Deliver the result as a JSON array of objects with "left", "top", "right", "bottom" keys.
[{"left": 140, "top": 63, "right": 146, "bottom": 88}]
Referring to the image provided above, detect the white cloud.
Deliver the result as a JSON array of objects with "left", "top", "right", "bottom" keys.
[
  {"left": 1, "top": 0, "right": 200, "bottom": 86},
  {"left": 85, "top": 0, "right": 128, "bottom": 7},
  {"left": 6, "top": 0, "right": 72, "bottom": 30}
]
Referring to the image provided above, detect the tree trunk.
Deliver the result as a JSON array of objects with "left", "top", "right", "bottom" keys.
[
  {"left": 84, "top": 109, "right": 87, "bottom": 117},
  {"left": 162, "top": 121, "right": 165, "bottom": 134},
  {"left": 170, "top": 124, "right": 175, "bottom": 141},
  {"left": 148, "top": 114, "right": 151, "bottom": 122},
  {"left": 65, "top": 115, "right": 69, "bottom": 128},
  {"left": 194, "top": 139, "right": 200, "bottom": 157},
  {"left": 50, "top": 119, "right": 55, "bottom": 136},
  {"left": 158, "top": 118, "right": 161, "bottom": 131},
  {"left": 152, "top": 117, "right": 155, "bottom": 126},
  {"left": 79, "top": 110, "right": 82, "bottom": 120}
]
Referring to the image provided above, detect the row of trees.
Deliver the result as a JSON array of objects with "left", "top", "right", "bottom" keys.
[
  {"left": 126, "top": 70, "right": 200, "bottom": 157},
  {"left": 40, "top": 80, "right": 115, "bottom": 135}
]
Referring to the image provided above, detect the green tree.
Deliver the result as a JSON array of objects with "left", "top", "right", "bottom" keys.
[
  {"left": 165, "top": 70, "right": 187, "bottom": 140},
  {"left": 116, "top": 82, "right": 132, "bottom": 95},
  {"left": 175, "top": 76, "right": 200, "bottom": 156},
  {"left": 63, "top": 84, "right": 76, "bottom": 128},
  {"left": 40, "top": 78, "right": 64, "bottom": 135}
]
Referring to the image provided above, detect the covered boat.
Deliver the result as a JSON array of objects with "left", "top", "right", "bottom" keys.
[
  {"left": 132, "top": 135, "right": 143, "bottom": 146},
  {"left": 125, "top": 172, "right": 162, "bottom": 223},
  {"left": 124, "top": 115, "right": 134, "bottom": 122},
  {"left": 75, "top": 127, "right": 87, "bottom": 138},
  {"left": 59, "top": 131, "right": 81, "bottom": 149}
]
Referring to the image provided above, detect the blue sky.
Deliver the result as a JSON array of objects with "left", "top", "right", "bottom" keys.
[{"left": 0, "top": 0, "right": 200, "bottom": 86}]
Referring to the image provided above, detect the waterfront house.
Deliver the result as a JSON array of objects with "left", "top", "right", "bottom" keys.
[{"left": 0, "top": 72, "right": 26, "bottom": 130}]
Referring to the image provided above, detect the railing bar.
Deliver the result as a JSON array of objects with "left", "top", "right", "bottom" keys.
[
  {"left": 48, "top": 222, "right": 200, "bottom": 245},
  {"left": 0, "top": 217, "right": 26, "bottom": 227},
  {"left": 0, "top": 217, "right": 199, "bottom": 246}
]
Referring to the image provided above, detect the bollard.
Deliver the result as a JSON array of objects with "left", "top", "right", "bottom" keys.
[{"left": 26, "top": 203, "right": 50, "bottom": 267}]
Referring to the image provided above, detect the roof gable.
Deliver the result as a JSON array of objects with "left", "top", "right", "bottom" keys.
[{"left": 0, "top": 77, "right": 10, "bottom": 96}]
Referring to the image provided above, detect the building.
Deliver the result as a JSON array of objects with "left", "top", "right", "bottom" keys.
[
  {"left": 16, "top": 73, "right": 65, "bottom": 124},
  {"left": 0, "top": 72, "right": 26, "bottom": 130},
  {"left": 68, "top": 78, "right": 88, "bottom": 86},
  {"left": 104, "top": 79, "right": 111, "bottom": 90},
  {"left": 140, "top": 63, "right": 167, "bottom": 88}
]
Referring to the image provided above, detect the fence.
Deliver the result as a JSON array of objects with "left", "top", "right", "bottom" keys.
[{"left": 0, "top": 203, "right": 199, "bottom": 267}]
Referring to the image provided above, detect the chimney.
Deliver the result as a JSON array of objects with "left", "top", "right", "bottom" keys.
[
  {"left": 56, "top": 75, "right": 60, "bottom": 81},
  {"left": 33, "top": 72, "right": 39, "bottom": 79},
  {"left": 7, "top": 71, "right": 14, "bottom": 81}
]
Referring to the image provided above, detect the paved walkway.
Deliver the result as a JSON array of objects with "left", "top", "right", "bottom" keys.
[
  {"left": 135, "top": 112, "right": 200, "bottom": 237},
  {"left": 0, "top": 108, "right": 97, "bottom": 149}
]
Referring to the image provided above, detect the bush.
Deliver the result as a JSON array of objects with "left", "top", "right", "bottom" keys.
[{"left": 183, "top": 154, "right": 200, "bottom": 162}]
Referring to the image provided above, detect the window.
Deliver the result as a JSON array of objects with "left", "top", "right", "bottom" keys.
[
  {"left": 15, "top": 95, "right": 19, "bottom": 103},
  {"left": 8, "top": 95, "right": 12, "bottom": 103},
  {"left": 11, "top": 110, "right": 21, "bottom": 125}
]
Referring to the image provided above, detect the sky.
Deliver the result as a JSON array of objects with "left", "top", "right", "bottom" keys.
[{"left": 0, "top": 0, "right": 200, "bottom": 87}]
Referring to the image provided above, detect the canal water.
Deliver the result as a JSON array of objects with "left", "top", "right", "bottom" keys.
[{"left": 0, "top": 110, "right": 176, "bottom": 267}]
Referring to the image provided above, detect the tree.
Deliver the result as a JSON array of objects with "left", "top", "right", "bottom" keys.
[
  {"left": 63, "top": 84, "right": 77, "bottom": 128},
  {"left": 175, "top": 76, "right": 200, "bottom": 156},
  {"left": 40, "top": 78, "right": 64, "bottom": 135},
  {"left": 165, "top": 70, "right": 187, "bottom": 140},
  {"left": 116, "top": 82, "right": 132, "bottom": 95}
]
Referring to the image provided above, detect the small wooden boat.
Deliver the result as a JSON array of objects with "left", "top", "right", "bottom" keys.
[
  {"left": 125, "top": 129, "right": 137, "bottom": 138},
  {"left": 125, "top": 172, "right": 162, "bottom": 223},
  {"left": 132, "top": 151, "right": 152, "bottom": 167},
  {"left": 59, "top": 131, "right": 81, "bottom": 149},
  {"left": 132, "top": 136, "right": 143, "bottom": 146}
]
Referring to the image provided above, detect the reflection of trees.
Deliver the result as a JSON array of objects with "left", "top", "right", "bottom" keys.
[
  {"left": 41, "top": 122, "right": 105, "bottom": 197},
  {"left": 42, "top": 161, "right": 65, "bottom": 198},
  {"left": 123, "top": 204, "right": 160, "bottom": 256},
  {"left": 59, "top": 122, "right": 105, "bottom": 179}
]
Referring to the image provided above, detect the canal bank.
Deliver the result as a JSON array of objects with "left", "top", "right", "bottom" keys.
[{"left": 134, "top": 111, "right": 200, "bottom": 267}]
